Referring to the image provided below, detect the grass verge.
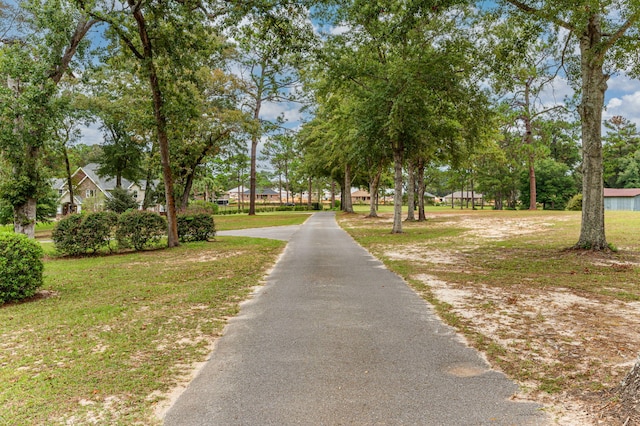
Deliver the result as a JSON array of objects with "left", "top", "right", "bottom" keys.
[
  {"left": 0, "top": 237, "right": 285, "bottom": 424},
  {"left": 338, "top": 209, "right": 640, "bottom": 424},
  {"left": 213, "top": 211, "right": 311, "bottom": 231}
]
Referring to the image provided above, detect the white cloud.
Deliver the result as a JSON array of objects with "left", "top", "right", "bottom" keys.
[
  {"left": 608, "top": 74, "right": 640, "bottom": 94},
  {"left": 259, "top": 101, "right": 303, "bottom": 123},
  {"left": 604, "top": 91, "right": 640, "bottom": 127},
  {"left": 537, "top": 76, "right": 573, "bottom": 109},
  {"left": 79, "top": 123, "right": 103, "bottom": 146}
]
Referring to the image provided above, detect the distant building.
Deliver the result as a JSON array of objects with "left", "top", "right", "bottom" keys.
[
  {"left": 442, "top": 191, "right": 484, "bottom": 205},
  {"left": 604, "top": 188, "right": 640, "bottom": 211},
  {"left": 351, "top": 190, "right": 371, "bottom": 204},
  {"left": 227, "top": 187, "right": 290, "bottom": 204},
  {"left": 53, "top": 163, "right": 158, "bottom": 215}
]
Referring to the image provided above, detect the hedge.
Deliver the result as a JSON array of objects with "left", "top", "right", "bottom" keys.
[
  {"left": 177, "top": 213, "right": 216, "bottom": 242},
  {"left": 116, "top": 210, "right": 166, "bottom": 250},
  {"left": 52, "top": 212, "right": 118, "bottom": 255}
]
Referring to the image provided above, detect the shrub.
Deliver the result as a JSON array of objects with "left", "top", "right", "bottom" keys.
[
  {"left": 0, "top": 233, "right": 44, "bottom": 304},
  {"left": 177, "top": 213, "right": 216, "bottom": 242},
  {"left": 52, "top": 214, "right": 84, "bottom": 255},
  {"left": 565, "top": 193, "right": 583, "bottom": 211},
  {"left": 79, "top": 211, "right": 118, "bottom": 253},
  {"left": 186, "top": 200, "right": 219, "bottom": 214},
  {"left": 52, "top": 212, "right": 118, "bottom": 255},
  {"left": 105, "top": 187, "right": 139, "bottom": 213},
  {"left": 116, "top": 211, "right": 166, "bottom": 250}
]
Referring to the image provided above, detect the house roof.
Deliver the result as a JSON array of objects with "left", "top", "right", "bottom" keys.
[
  {"left": 243, "top": 188, "right": 279, "bottom": 195},
  {"left": 51, "top": 178, "right": 66, "bottom": 190},
  {"left": 79, "top": 163, "right": 134, "bottom": 193},
  {"left": 444, "top": 191, "right": 483, "bottom": 198},
  {"left": 604, "top": 188, "right": 640, "bottom": 197},
  {"left": 351, "top": 190, "right": 370, "bottom": 197}
]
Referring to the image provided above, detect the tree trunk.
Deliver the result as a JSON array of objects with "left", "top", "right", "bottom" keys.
[
  {"left": 249, "top": 133, "right": 259, "bottom": 215},
  {"left": 367, "top": 167, "right": 382, "bottom": 218},
  {"left": 615, "top": 357, "right": 640, "bottom": 417},
  {"left": 307, "top": 177, "right": 313, "bottom": 209},
  {"left": 523, "top": 80, "right": 537, "bottom": 211},
  {"left": 417, "top": 158, "right": 426, "bottom": 221},
  {"left": 131, "top": 3, "right": 179, "bottom": 247},
  {"left": 331, "top": 180, "right": 336, "bottom": 209},
  {"left": 14, "top": 198, "right": 37, "bottom": 239},
  {"left": 392, "top": 146, "right": 404, "bottom": 234},
  {"left": 471, "top": 177, "right": 476, "bottom": 210},
  {"left": 180, "top": 169, "right": 196, "bottom": 211},
  {"left": 575, "top": 15, "right": 608, "bottom": 250},
  {"left": 343, "top": 164, "right": 354, "bottom": 213},
  {"left": 64, "top": 146, "right": 75, "bottom": 213},
  {"left": 406, "top": 159, "right": 416, "bottom": 221}
]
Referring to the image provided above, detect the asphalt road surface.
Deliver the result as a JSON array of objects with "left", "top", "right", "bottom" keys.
[{"left": 164, "top": 212, "right": 548, "bottom": 425}]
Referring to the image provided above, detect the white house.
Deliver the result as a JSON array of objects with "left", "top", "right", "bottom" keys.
[{"left": 53, "top": 163, "right": 158, "bottom": 215}]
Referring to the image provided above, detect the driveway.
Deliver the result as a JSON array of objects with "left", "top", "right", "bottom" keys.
[{"left": 164, "top": 211, "right": 548, "bottom": 425}]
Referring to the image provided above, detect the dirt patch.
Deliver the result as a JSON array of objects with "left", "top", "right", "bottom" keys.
[{"left": 355, "top": 211, "right": 640, "bottom": 425}]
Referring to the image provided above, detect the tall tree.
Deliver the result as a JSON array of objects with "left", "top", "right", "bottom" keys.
[
  {"left": 317, "top": 0, "right": 488, "bottom": 233},
  {"left": 261, "top": 131, "right": 297, "bottom": 205},
  {"left": 0, "top": 1, "right": 96, "bottom": 237},
  {"left": 487, "top": 16, "right": 565, "bottom": 210},
  {"left": 500, "top": 0, "right": 640, "bottom": 249},
  {"left": 81, "top": 0, "right": 226, "bottom": 246},
  {"left": 233, "top": 6, "right": 315, "bottom": 215},
  {"left": 603, "top": 115, "right": 640, "bottom": 188}
]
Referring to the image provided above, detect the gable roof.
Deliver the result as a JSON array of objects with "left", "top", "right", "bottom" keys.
[
  {"left": 79, "top": 163, "right": 134, "bottom": 193},
  {"left": 444, "top": 191, "right": 483, "bottom": 198},
  {"left": 604, "top": 188, "right": 640, "bottom": 197},
  {"left": 243, "top": 188, "right": 279, "bottom": 196},
  {"left": 351, "top": 190, "right": 370, "bottom": 197},
  {"left": 51, "top": 178, "right": 66, "bottom": 190}
]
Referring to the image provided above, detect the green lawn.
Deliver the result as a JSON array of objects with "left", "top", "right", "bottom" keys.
[
  {"left": 338, "top": 208, "right": 640, "bottom": 420},
  {"left": 213, "top": 211, "right": 312, "bottom": 231},
  {"left": 1, "top": 237, "right": 285, "bottom": 424},
  {"left": 0, "top": 211, "right": 314, "bottom": 424}
]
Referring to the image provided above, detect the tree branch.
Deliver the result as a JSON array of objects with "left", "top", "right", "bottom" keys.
[
  {"left": 503, "top": 0, "right": 574, "bottom": 31},
  {"left": 597, "top": 13, "right": 640, "bottom": 64},
  {"left": 50, "top": 16, "right": 98, "bottom": 83}
]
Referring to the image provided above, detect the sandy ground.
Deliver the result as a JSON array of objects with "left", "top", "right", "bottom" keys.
[{"left": 352, "top": 213, "right": 640, "bottom": 425}]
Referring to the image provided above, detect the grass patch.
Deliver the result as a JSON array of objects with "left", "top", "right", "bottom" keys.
[
  {"left": 338, "top": 208, "right": 640, "bottom": 419},
  {"left": 214, "top": 212, "right": 311, "bottom": 231},
  {"left": 0, "top": 237, "right": 285, "bottom": 424}
]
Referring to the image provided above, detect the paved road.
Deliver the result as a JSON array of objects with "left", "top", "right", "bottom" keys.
[{"left": 164, "top": 212, "right": 548, "bottom": 425}]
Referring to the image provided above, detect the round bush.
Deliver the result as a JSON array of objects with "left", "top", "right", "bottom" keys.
[
  {"left": 116, "top": 211, "right": 166, "bottom": 250},
  {"left": 0, "top": 233, "right": 44, "bottom": 304},
  {"left": 177, "top": 213, "right": 216, "bottom": 242},
  {"left": 565, "top": 193, "right": 583, "bottom": 211}
]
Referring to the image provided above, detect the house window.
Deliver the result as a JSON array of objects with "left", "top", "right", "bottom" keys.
[
  {"left": 133, "top": 191, "right": 138, "bottom": 199},
  {"left": 58, "top": 189, "right": 64, "bottom": 196},
  {"left": 86, "top": 189, "right": 96, "bottom": 198}
]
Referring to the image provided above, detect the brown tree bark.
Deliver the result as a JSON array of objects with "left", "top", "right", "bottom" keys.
[
  {"left": 343, "top": 164, "right": 354, "bottom": 213},
  {"left": 406, "top": 159, "right": 416, "bottom": 221},
  {"left": 575, "top": 14, "right": 608, "bottom": 250},
  {"left": 367, "top": 166, "right": 382, "bottom": 218},
  {"left": 392, "top": 144, "right": 404, "bottom": 234},
  {"left": 130, "top": 1, "right": 179, "bottom": 247},
  {"left": 64, "top": 146, "right": 75, "bottom": 213},
  {"left": 417, "top": 158, "right": 426, "bottom": 221}
]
